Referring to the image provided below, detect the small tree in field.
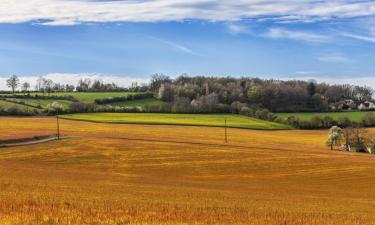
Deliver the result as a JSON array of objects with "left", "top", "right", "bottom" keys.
[
  {"left": 47, "top": 101, "right": 63, "bottom": 115},
  {"left": 6, "top": 75, "right": 19, "bottom": 93},
  {"left": 326, "top": 126, "right": 342, "bottom": 150}
]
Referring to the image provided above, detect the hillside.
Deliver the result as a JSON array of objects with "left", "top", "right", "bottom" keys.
[{"left": 0, "top": 92, "right": 163, "bottom": 113}]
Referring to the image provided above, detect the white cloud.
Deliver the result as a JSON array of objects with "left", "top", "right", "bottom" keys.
[
  {"left": 293, "top": 71, "right": 320, "bottom": 76},
  {"left": 264, "top": 28, "right": 331, "bottom": 43},
  {"left": 226, "top": 23, "right": 249, "bottom": 34},
  {"left": 318, "top": 54, "right": 350, "bottom": 63},
  {"left": 1, "top": 0, "right": 375, "bottom": 26},
  {"left": 0, "top": 73, "right": 149, "bottom": 91}
]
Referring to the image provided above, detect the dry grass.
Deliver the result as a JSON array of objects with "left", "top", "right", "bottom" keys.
[{"left": 1, "top": 117, "right": 375, "bottom": 224}]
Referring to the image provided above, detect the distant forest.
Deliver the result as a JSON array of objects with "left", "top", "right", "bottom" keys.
[{"left": 151, "top": 74, "right": 374, "bottom": 113}]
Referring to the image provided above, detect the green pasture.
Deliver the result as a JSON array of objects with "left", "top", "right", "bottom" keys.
[{"left": 61, "top": 113, "right": 292, "bottom": 130}]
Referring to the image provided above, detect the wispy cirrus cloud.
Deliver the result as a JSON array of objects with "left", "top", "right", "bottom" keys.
[
  {"left": 318, "top": 53, "right": 350, "bottom": 63},
  {"left": 150, "top": 37, "right": 197, "bottom": 55},
  {"left": 1, "top": 0, "right": 375, "bottom": 26},
  {"left": 341, "top": 32, "right": 375, "bottom": 43},
  {"left": 264, "top": 28, "right": 331, "bottom": 43}
]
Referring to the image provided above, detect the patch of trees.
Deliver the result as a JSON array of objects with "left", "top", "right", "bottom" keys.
[
  {"left": 75, "top": 79, "right": 148, "bottom": 92},
  {"left": 94, "top": 92, "right": 154, "bottom": 105},
  {"left": 326, "top": 125, "right": 375, "bottom": 154},
  {"left": 277, "top": 113, "right": 375, "bottom": 129},
  {"left": 152, "top": 75, "right": 374, "bottom": 113}
]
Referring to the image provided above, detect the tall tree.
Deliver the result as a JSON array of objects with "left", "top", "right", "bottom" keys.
[{"left": 6, "top": 75, "right": 19, "bottom": 93}]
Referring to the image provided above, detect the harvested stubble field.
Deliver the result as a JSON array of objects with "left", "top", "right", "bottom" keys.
[{"left": 1, "top": 117, "right": 375, "bottom": 224}]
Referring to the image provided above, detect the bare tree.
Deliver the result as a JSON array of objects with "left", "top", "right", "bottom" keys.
[
  {"left": 35, "top": 76, "right": 44, "bottom": 92},
  {"left": 43, "top": 79, "right": 54, "bottom": 95},
  {"left": 6, "top": 75, "right": 19, "bottom": 93},
  {"left": 21, "top": 82, "right": 30, "bottom": 93},
  {"left": 342, "top": 126, "right": 369, "bottom": 152},
  {"left": 150, "top": 73, "right": 171, "bottom": 92}
]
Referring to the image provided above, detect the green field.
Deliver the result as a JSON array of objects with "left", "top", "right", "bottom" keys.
[
  {"left": 61, "top": 113, "right": 292, "bottom": 130},
  {"left": 276, "top": 111, "right": 374, "bottom": 122},
  {"left": 107, "top": 98, "right": 165, "bottom": 107}
]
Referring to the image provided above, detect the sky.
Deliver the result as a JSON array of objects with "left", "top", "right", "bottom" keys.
[{"left": 1, "top": 0, "right": 375, "bottom": 89}]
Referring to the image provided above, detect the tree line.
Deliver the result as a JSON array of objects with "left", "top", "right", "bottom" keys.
[
  {"left": 4, "top": 75, "right": 148, "bottom": 93},
  {"left": 151, "top": 74, "right": 374, "bottom": 113}
]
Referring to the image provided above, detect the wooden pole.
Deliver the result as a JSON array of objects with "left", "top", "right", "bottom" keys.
[
  {"left": 225, "top": 118, "right": 228, "bottom": 143},
  {"left": 56, "top": 110, "right": 60, "bottom": 140}
]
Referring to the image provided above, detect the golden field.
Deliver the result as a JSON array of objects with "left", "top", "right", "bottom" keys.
[{"left": 1, "top": 117, "right": 375, "bottom": 224}]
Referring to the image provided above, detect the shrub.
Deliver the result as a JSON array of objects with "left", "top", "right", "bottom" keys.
[
  {"left": 360, "top": 113, "right": 375, "bottom": 127},
  {"left": 94, "top": 92, "right": 154, "bottom": 104}
]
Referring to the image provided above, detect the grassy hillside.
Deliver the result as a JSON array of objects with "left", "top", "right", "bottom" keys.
[
  {"left": 5, "top": 98, "right": 72, "bottom": 109},
  {"left": 1, "top": 117, "right": 375, "bottom": 224},
  {"left": 61, "top": 113, "right": 292, "bottom": 130},
  {"left": 276, "top": 111, "right": 374, "bottom": 122},
  {"left": 0, "top": 99, "right": 42, "bottom": 111}
]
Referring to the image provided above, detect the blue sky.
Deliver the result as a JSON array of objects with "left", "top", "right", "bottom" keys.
[{"left": 1, "top": 0, "right": 375, "bottom": 88}]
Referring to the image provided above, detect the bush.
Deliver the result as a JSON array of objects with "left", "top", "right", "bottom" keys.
[
  {"left": 337, "top": 117, "right": 353, "bottom": 128},
  {"left": 68, "top": 102, "right": 96, "bottom": 113},
  {"left": 361, "top": 113, "right": 375, "bottom": 127},
  {"left": 94, "top": 92, "right": 154, "bottom": 104},
  {"left": 0, "top": 105, "right": 38, "bottom": 116}
]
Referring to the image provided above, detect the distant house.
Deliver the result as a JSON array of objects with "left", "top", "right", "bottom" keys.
[
  {"left": 335, "top": 99, "right": 356, "bottom": 110},
  {"left": 358, "top": 101, "right": 375, "bottom": 111}
]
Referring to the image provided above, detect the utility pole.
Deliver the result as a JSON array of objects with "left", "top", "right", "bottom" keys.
[
  {"left": 225, "top": 118, "right": 228, "bottom": 143},
  {"left": 56, "top": 109, "right": 60, "bottom": 140}
]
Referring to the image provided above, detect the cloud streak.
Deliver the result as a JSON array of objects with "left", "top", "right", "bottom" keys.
[
  {"left": 1, "top": 0, "right": 375, "bottom": 26},
  {"left": 341, "top": 32, "right": 375, "bottom": 43},
  {"left": 151, "top": 37, "right": 196, "bottom": 55},
  {"left": 264, "top": 28, "right": 331, "bottom": 43}
]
